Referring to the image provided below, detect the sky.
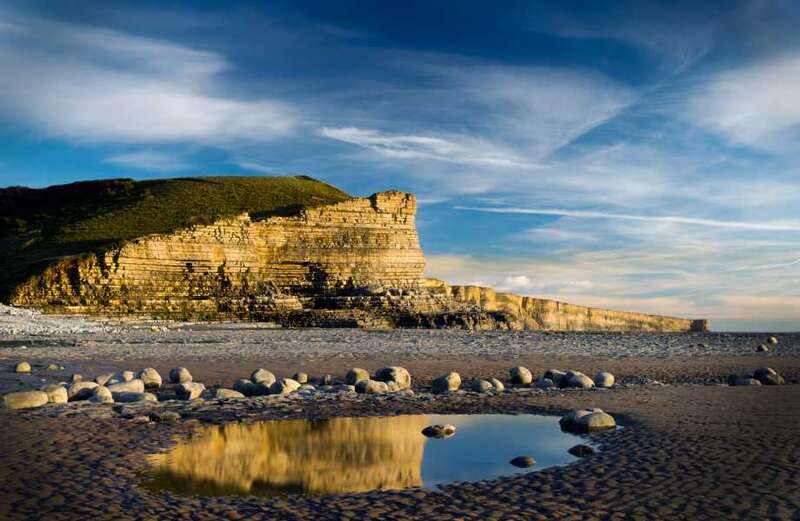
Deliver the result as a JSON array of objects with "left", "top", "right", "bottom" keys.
[{"left": 1, "top": 0, "right": 799, "bottom": 331}]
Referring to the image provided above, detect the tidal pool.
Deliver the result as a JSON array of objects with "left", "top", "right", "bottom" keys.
[{"left": 145, "top": 414, "right": 591, "bottom": 497}]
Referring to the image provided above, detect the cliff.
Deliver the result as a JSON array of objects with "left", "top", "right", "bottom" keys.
[{"left": 2, "top": 176, "right": 706, "bottom": 331}]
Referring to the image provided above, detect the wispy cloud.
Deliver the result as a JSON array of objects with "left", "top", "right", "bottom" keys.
[
  {"left": 104, "top": 151, "right": 190, "bottom": 172},
  {"left": 685, "top": 54, "right": 800, "bottom": 150},
  {"left": 0, "top": 16, "right": 296, "bottom": 144},
  {"left": 455, "top": 206, "right": 800, "bottom": 232}
]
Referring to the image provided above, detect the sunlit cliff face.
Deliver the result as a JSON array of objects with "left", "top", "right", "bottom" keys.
[{"left": 146, "top": 416, "right": 428, "bottom": 496}]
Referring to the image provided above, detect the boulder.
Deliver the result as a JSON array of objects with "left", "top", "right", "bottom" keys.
[
  {"left": 3, "top": 390, "right": 49, "bottom": 410},
  {"left": 373, "top": 366, "right": 411, "bottom": 390},
  {"left": 68, "top": 381, "right": 99, "bottom": 401},
  {"left": 489, "top": 378, "right": 505, "bottom": 392},
  {"left": 421, "top": 424, "right": 456, "bottom": 439},
  {"left": 14, "top": 361, "right": 31, "bottom": 373},
  {"left": 470, "top": 379, "right": 493, "bottom": 393},
  {"left": 355, "top": 379, "right": 388, "bottom": 394},
  {"left": 594, "top": 372, "right": 615, "bottom": 388},
  {"left": 730, "top": 377, "right": 761, "bottom": 386},
  {"left": 292, "top": 372, "right": 309, "bottom": 384},
  {"left": 89, "top": 386, "right": 114, "bottom": 404},
  {"left": 45, "top": 363, "right": 63, "bottom": 371},
  {"left": 543, "top": 369, "right": 567, "bottom": 386},
  {"left": 269, "top": 378, "right": 301, "bottom": 395},
  {"left": 212, "top": 388, "right": 246, "bottom": 399},
  {"left": 251, "top": 382, "right": 273, "bottom": 396},
  {"left": 250, "top": 368, "right": 276, "bottom": 386},
  {"left": 563, "top": 371, "right": 594, "bottom": 389},
  {"left": 560, "top": 408, "right": 615, "bottom": 432},
  {"left": 107, "top": 379, "right": 145, "bottom": 394},
  {"left": 137, "top": 368, "right": 162, "bottom": 389},
  {"left": 345, "top": 368, "right": 370, "bottom": 385},
  {"left": 114, "top": 392, "right": 157, "bottom": 403},
  {"left": 316, "top": 374, "right": 335, "bottom": 386},
  {"left": 533, "top": 378, "right": 555, "bottom": 390},
  {"left": 509, "top": 456, "right": 535, "bottom": 468},
  {"left": 169, "top": 367, "right": 192, "bottom": 384},
  {"left": 110, "top": 370, "right": 135, "bottom": 383},
  {"left": 753, "top": 368, "right": 783, "bottom": 385},
  {"left": 39, "top": 384, "right": 68, "bottom": 404},
  {"left": 176, "top": 382, "right": 205, "bottom": 400},
  {"left": 509, "top": 366, "right": 533, "bottom": 385},
  {"left": 233, "top": 379, "right": 257, "bottom": 396},
  {"left": 767, "top": 336, "right": 778, "bottom": 345},
  {"left": 95, "top": 373, "right": 115, "bottom": 386},
  {"left": 431, "top": 372, "right": 461, "bottom": 394},
  {"left": 568, "top": 444, "right": 595, "bottom": 457},
  {"left": 69, "top": 374, "right": 82, "bottom": 383},
  {"left": 755, "top": 344, "right": 769, "bottom": 353}
]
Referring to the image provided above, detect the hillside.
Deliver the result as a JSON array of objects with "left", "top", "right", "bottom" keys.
[{"left": 0, "top": 176, "right": 351, "bottom": 298}]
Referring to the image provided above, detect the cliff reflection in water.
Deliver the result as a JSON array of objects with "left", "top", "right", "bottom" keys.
[{"left": 146, "top": 415, "right": 427, "bottom": 497}]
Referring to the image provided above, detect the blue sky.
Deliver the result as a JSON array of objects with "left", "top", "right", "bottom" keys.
[{"left": 1, "top": 1, "right": 799, "bottom": 330}]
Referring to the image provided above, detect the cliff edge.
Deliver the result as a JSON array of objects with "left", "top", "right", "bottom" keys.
[{"left": 1, "top": 176, "right": 706, "bottom": 331}]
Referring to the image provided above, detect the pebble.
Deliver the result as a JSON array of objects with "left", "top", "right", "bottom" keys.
[{"left": 509, "top": 456, "right": 535, "bottom": 468}]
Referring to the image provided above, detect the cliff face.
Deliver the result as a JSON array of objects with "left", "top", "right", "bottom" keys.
[{"left": 8, "top": 188, "right": 706, "bottom": 331}]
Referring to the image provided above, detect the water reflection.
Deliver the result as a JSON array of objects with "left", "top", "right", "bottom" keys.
[{"left": 146, "top": 414, "right": 587, "bottom": 497}]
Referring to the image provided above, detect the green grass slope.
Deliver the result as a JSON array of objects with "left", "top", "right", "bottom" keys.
[{"left": 0, "top": 175, "right": 351, "bottom": 299}]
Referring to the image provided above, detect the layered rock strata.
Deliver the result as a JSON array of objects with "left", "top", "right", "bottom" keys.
[{"left": 8, "top": 190, "right": 706, "bottom": 331}]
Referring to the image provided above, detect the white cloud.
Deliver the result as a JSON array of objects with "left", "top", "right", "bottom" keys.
[
  {"left": 455, "top": 205, "right": 800, "bottom": 231},
  {"left": 686, "top": 55, "right": 800, "bottom": 149},
  {"left": 104, "top": 151, "right": 190, "bottom": 172},
  {"left": 319, "top": 127, "right": 537, "bottom": 169},
  {"left": 0, "top": 17, "right": 296, "bottom": 144}
]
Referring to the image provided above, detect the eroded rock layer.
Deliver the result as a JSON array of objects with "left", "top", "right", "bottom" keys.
[{"left": 8, "top": 190, "right": 705, "bottom": 331}]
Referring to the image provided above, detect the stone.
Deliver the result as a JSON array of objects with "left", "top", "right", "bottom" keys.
[
  {"left": 334, "top": 384, "right": 355, "bottom": 393},
  {"left": 489, "top": 378, "right": 505, "bottom": 392},
  {"left": 69, "top": 374, "right": 82, "bottom": 383},
  {"left": 345, "top": 368, "right": 370, "bottom": 385},
  {"left": 107, "top": 379, "right": 145, "bottom": 394},
  {"left": 355, "top": 379, "right": 388, "bottom": 394},
  {"left": 110, "top": 370, "right": 135, "bottom": 383},
  {"left": 250, "top": 368, "right": 276, "bottom": 386},
  {"left": 45, "top": 363, "right": 62, "bottom": 371},
  {"left": 509, "top": 366, "right": 533, "bottom": 385},
  {"left": 568, "top": 444, "right": 595, "bottom": 457},
  {"left": 421, "top": 424, "right": 456, "bottom": 439},
  {"left": 594, "top": 372, "right": 615, "bottom": 388},
  {"left": 251, "top": 382, "right": 273, "bottom": 396},
  {"left": 431, "top": 372, "right": 461, "bottom": 394},
  {"left": 113, "top": 392, "right": 157, "bottom": 403},
  {"left": 559, "top": 408, "right": 600, "bottom": 432},
  {"left": 233, "top": 379, "right": 257, "bottom": 396},
  {"left": 176, "top": 382, "right": 205, "bottom": 400},
  {"left": 730, "top": 377, "right": 761, "bottom": 386},
  {"left": 213, "top": 388, "right": 246, "bottom": 399},
  {"left": 316, "top": 374, "right": 335, "bottom": 386},
  {"left": 373, "top": 366, "right": 411, "bottom": 390},
  {"left": 578, "top": 411, "right": 616, "bottom": 431},
  {"left": 39, "top": 384, "right": 68, "bottom": 404},
  {"left": 89, "top": 386, "right": 114, "bottom": 404},
  {"left": 533, "top": 378, "right": 555, "bottom": 390},
  {"left": 563, "top": 371, "right": 594, "bottom": 389},
  {"left": 509, "top": 456, "right": 535, "bottom": 468},
  {"left": 68, "top": 381, "right": 99, "bottom": 401},
  {"left": 753, "top": 368, "right": 783, "bottom": 385},
  {"left": 756, "top": 344, "right": 769, "bottom": 353},
  {"left": 299, "top": 384, "right": 316, "bottom": 392},
  {"left": 14, "top": 361, "right": 31, "bottom": 373},
  {"left": 3, "top": 390, "right": 49, "bottom": 409},
  {"left": 137, "top": 368, "right": 162, "bottom": 389},
  {"left": 767, "top": 336, "right": 778, "bottom": 345},
  {"left": 269, "top": 378, "right": 301, "bottom": 395},
  {"left": 292, "top": 372, "right": 309, "bottom": 384},
  {"left": 543, "top": 369, "right": 567, "bottom": 386},
  {"left": 95, "top": 373, "right": 115, "bottom": 386},
  {"left": 470, "top": 379, "right": 493, "bottom": 393},
  {"left": 169, "top": 367, "right": 192, "bottom": 384}
]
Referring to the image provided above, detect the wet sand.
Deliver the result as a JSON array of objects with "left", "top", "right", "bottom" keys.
[{"left": 1, "top": 326, "right": 798, "bottom": 520}]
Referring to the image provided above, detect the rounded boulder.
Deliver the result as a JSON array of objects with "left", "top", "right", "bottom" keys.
[
  {"left": 509, "top": 366, "right": 533, "bottom": 385},
  {"left": 373, "top": 366, "right": 411, "bottom": 390},
  {"left": 431, "top": 372, "right": 461, "bottom": 394},
  {"left": 169, "top": 367, "right": 192, "bottom": 384},
  {"left": 345, "top": 368, "right": 370, "bottom": 385},
  {"left": 3, "top": 390, "right": 49, "bottom": 410},
  {"left": 40, "top": 384, "right": 68, "bottom": 404}
]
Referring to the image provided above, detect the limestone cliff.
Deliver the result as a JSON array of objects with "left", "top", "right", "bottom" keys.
[{"left": 4, "top": 179, "right": 706, "bottom": 331}]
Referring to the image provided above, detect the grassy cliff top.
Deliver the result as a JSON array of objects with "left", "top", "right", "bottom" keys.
[{"left": 0, "top": 175, "right": 350, "bottom": 297}]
